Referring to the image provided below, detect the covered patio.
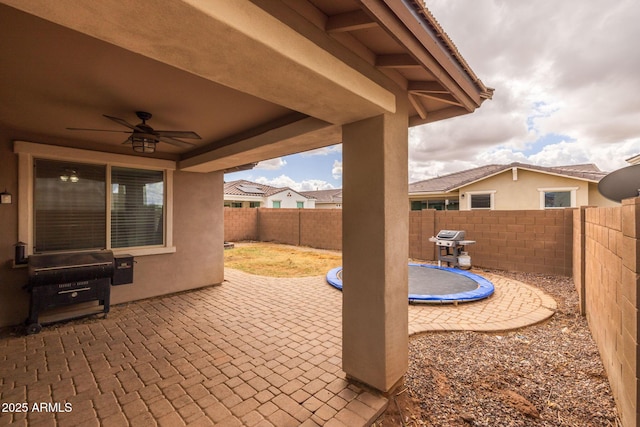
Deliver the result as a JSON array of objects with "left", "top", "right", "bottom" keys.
[
  {"left": 0, "top": 268, "right": 553, "bottom": 426},
  {"left": 0, "top": 0, "right": 491, "bottom": 406}
]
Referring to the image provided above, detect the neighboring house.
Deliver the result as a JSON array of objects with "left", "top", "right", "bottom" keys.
[
  {"left": 224, "top": 180, "right": 314, "bottom": 209},
  {"left": 300, "top": 189, "right": 342, "bottom": 209},
  {"left": 409, "top": 162, "right": 619, "bottom": 211}
]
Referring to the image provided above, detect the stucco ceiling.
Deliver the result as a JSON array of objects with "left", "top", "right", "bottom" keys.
[
  {"left": 0, "top": 4, "right": 292, "bottom": 158},
  {"left": 0, "top": 0, "right": 490, "bottom": 170}
]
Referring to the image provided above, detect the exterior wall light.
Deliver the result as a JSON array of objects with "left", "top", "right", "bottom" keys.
[{"left": 0, "top": 189, "right": 12, "bottom": 204}]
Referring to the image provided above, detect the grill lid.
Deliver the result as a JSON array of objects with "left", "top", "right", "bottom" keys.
[
  {"left": 28, "top": 250, "right": 114, "bottom": 287},
  {"left": 436, "top": 230, "right": 466, "bottom": 240}
]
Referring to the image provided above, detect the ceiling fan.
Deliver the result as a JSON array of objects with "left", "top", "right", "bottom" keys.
[{"left": 67, "top": 111, "right": 201, "bottom": 153}]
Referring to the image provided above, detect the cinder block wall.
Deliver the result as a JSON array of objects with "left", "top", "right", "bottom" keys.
[
  {"left": 409, "top": 210, "right": 435, "bottom": 261},
  {"left": 225, "top": 208, "right": 572, "bottom": 275},
  {"left": 576, "top": 199, "right": 639, "bottom": 427},
  {"left": 258, "top": 208, "right": 300, "bottom": 246},
  {"left": 223, "top": 208, "right": 259, "bottom": 242},
  {"left": 409, "top": 209, "right": 573, "bottom": 276},
  {"left": 300, "top": 210, "right": 342, "bottom": 250}
]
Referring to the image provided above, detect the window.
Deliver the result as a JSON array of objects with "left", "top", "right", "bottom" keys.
[
  {"left": 31, "top": 157, "right": 167, "bottom": 253},
  {"left": 411, "top": 201, "right": 425, "bottom": 211},
  {"left": 538, "top": 187, "right": 577, "bottom": 209},
  {"left": 544, "top": 191, "right": 571, "bottom": 208},
  {"left": 296, "top": 201, "right": 304, "bottom": 208},
  {"left": 17, "top": 142, "right": 175, "bottom": 256},
  {"left": 231, "top": 202, "right": 243, "bottom": 208},
  {"left": 111, "top": 167, "right": 164, "bottom": 248},
  {"left": 34, "top": 159, "right": 106, "bottom": 252},
  {"left": 272, "top": 201, "right": 281, "bottom": 208},
  {"left": 249, "top": 202, "right": 260, "bottom": 208},
  {"left": 446, "top": 199, "right": 459, "bottom": 211},
  {"left": 470, "top": 194, "right": 492, "bottom": 209}
]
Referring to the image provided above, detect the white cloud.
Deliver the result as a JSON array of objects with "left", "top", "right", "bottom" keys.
[
  {"left": 255, "top": 158, "right": 286, "bottom": 170},
  {"left": 300, "top": 144, "right": 342, "bottom": 157},
  {"left": 407, "top": 0, "right": 640, "bottom": 180},
  {"left": 255, "top": 175, "right": 335, "bottom": 192},
  {"left": 331, "top": 160, "right": 342, "bottom": 180}
]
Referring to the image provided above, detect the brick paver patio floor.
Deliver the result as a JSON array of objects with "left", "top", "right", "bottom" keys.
[{"left": 0, "top": 268, "right": 555, "bottom": 427}]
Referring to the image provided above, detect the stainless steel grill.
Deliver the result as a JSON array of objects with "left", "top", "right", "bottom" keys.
[{"left": 428, "top": 230, "right": 476, "bottom": 269}]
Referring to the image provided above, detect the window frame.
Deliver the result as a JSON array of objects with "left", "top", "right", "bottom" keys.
[
  {"left": 467, "top": 191, "right": 495, "bottom": 210},
  {"left": 15, "top": 141, "right": 176, "bottom": 257},
  {"left": 538, "top": 187, "right": 577, "bottom": 209}
]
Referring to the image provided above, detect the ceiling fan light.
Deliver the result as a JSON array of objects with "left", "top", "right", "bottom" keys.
[{"left": 131, "top": 134, "right": 157, "bottom": 153}]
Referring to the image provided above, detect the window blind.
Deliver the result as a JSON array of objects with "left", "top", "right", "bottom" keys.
[
  {"left": 111, "top": 167, "right": 164, "bottom": 248},
  {"left": 34, "top": 159, "right": 106, "bottom": 252}
]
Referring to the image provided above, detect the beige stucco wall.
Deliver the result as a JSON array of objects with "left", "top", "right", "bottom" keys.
[
  {"left": 460, "top": 169, "right": 592, "bottom": 210},
  {"left": 588, "top": 182, "right": 620, "bottom": 207},
  {"left": 0, "top": 132, "right": 224, "bottom": 328}
]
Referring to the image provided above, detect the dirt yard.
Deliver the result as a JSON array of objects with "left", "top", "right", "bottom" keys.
[{"left": 374, "top": 270, "right": 620, "bottom": 426}]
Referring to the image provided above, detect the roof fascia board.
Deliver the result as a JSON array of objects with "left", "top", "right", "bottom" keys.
[
  {"left": 448, "top": 165, "right": 599, "bottom": 192},
  {"left": 362, "top": 0, "right": 481, "bottom": 111},
  {"left": 514, "top": 166, "right": 601, "bottom": 183},
  {"left": 408, "top": 191, "right": 457, "bottom": 197}
]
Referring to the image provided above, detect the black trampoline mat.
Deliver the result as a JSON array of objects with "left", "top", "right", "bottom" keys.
[{"left": 408, "top": 265, "right": 477, "bottom": 295}]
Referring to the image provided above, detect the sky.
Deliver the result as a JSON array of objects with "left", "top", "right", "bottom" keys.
[{"left": 225, "top": 0, "right": 640, "bottom": 191}]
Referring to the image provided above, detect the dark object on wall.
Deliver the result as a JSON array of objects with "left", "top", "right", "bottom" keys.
[
  {"left": 113, "top": 254, "right": 134, "bottom": 285},
  {"left": 14, "top": 242, "right": 27, "bottom": 265},
  {"left": 598, "top": 164, "right": 640, "bottom": 203},
  {"left": 25, "top": 250, "right": 115, "bottom": 334}
]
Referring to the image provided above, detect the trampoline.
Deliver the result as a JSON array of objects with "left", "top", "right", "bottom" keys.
[{"left": 326, "top": 263, "right": 494, "bottom": 304}]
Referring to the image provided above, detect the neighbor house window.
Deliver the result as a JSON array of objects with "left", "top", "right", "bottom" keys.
[
  {"left": 231, "top": 202, "right": 242, "bottom": 208},
  {"left": 272, "top": 201, "right": 281, "bottom": 208},
  {"left": 538, "top": 187, "right": 577, "bottom": 209},
  {"left": 296, "top": 201, "right": 304, "bottom": 208},
  {"left": 411, "top": 201, "right": 426, "bottom": 211},
  {"left": 470, "top": 193, "right": 493, "bottom": 210},
  {"left": 249, "top": 202, "right": 260, "bottom": 208}
]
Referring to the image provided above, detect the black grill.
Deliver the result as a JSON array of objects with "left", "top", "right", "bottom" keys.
[{"left": 25, "top": 250, "right": 116, "bottom": 334}]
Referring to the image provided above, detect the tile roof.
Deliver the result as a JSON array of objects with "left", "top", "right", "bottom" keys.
[
  {"left": 224, "top": 180, "right": 311, "bottom": 198},
  {"left": 409, "top": 162, "right": 607, "bottom": 194},
  {"left": 300, "top": 189, "right": 343, "bottom": 203}
]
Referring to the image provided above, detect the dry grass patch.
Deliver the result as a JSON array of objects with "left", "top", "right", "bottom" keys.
[{"left": 224, "top": 242, "right": 342, "bottom": 277}]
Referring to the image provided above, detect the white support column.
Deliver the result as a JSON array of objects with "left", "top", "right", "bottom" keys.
[{"left": 342, "top": 104, "right": 409, "bottom": 392}]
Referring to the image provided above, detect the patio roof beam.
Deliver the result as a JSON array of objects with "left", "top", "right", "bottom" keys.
[
  {"left": 326, "top": 9, "right": 378, "bottom": 33},
  {"left": 376, "top": 54, "right": 421, "bottom": 69},
  {"left": 179, "top": 116, "right": 340, "bottom": 172}
]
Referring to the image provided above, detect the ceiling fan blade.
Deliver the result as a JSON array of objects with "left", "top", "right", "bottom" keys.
[
  {"left": 67, "top": 127, "right": 132, "bottom": 133},
  {"left": 159, "top": 136, "right": 196, "bottom": 147},
  {"left": 103, "top": 114, "right": 139, "bottom": 130},
  {"left": 156, "top": 130, "right": 201, "bottom": 139}
]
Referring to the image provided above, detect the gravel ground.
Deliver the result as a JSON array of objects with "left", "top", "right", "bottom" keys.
[{"left": 375, "top": 270, "right": 621, "bottom": 427}]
